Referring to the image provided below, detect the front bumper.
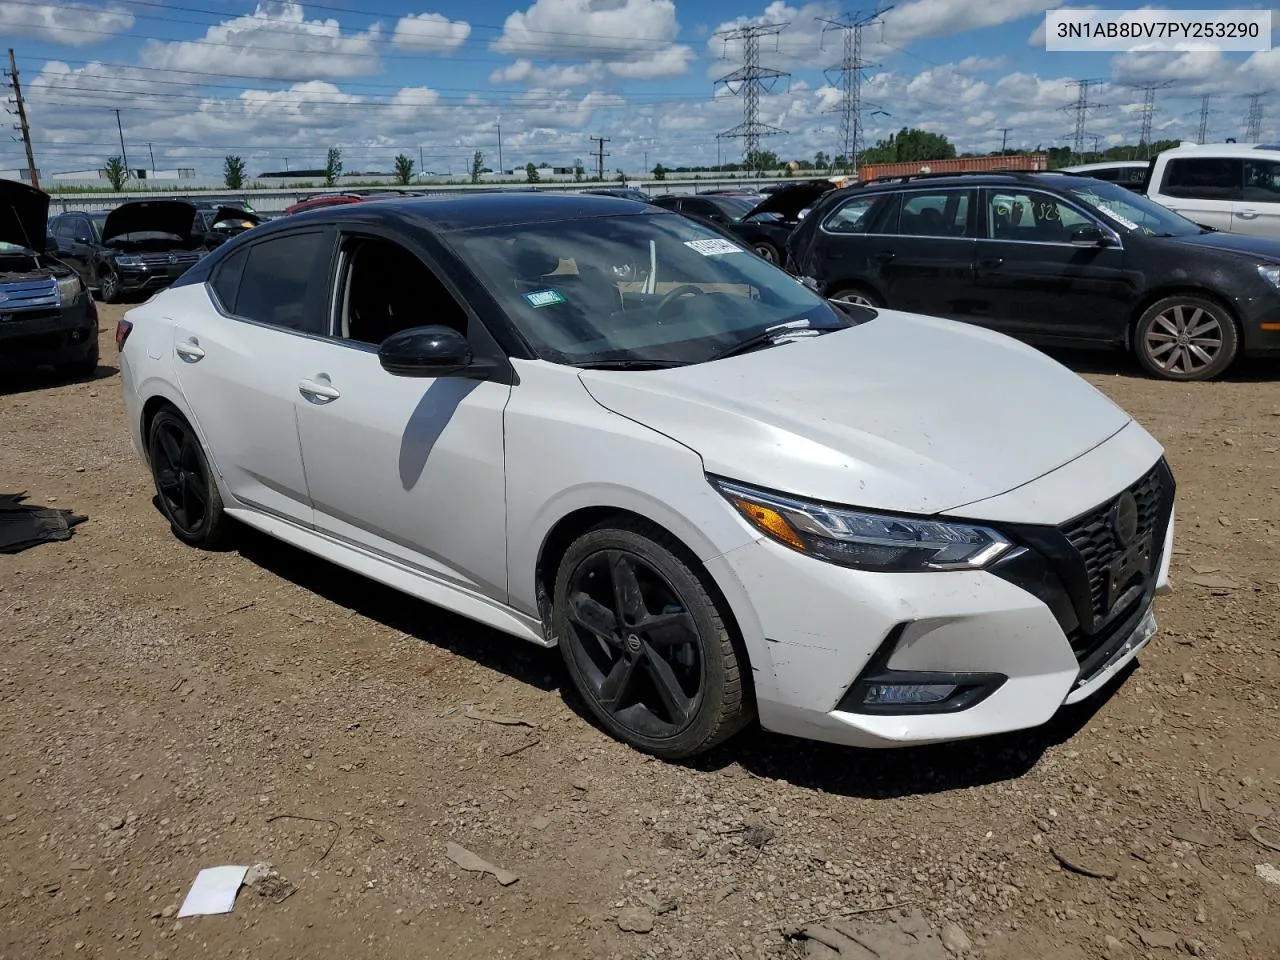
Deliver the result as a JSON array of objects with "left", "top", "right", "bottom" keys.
[
  {"left": 116, "top": 265, "right": 191, "bottom": 292},
  {"left": 707, "top": 453, "right": 1174, "bottom": 749},
  {"left": 0, "top": 300, "right": 98, "bottom": 369}
]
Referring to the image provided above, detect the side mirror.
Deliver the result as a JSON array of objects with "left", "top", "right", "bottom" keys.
[
  {"left": 1070, "top": 225, "right": 1110, "bottom": 247},
  {"left": 379, "top": 325, "right": 477, "bottom": 378}
]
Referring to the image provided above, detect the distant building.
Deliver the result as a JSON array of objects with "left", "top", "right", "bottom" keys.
[
  {"left": 0, "top": 169, "right": 40, "bottom": 182},
  {"left": 48, "top": 167, "right": 196, "bottom": 183}
]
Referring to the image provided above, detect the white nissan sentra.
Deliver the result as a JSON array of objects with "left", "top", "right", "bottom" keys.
[{"left": 118, "top": 194, "right": 1174, "bottom": 759}]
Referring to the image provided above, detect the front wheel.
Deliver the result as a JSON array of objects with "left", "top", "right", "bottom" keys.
[
  {"left": 1134, "top": 295, "right": 1238, "bottom": 381},
  {"left": 148, "top": 409, "right": 229, "bottom": 548},
  {"left": 828, "top": 286, "right": 883, "bottom": 308},
  {"left": 99, "top": 268, "right": 121, "bottom": 304},
  {"left": 752, "top": 241, "right": 781, "bottom": 264},
  {"left": 553, "top": 520, "right": 752, "bottom": 759}
]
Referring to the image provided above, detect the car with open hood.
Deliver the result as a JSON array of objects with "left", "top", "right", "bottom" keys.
[
  {"left": 192, "top": 202, "right": 262, "bottom": 248},
  {"left": 0, "top": 178, "right": 98, "bottom": 379},
  {"left": 117, "top": 193, "right": 1174, "bottom": 760},
  {"left": 651, "top": 180, "right": 836, "bottom": 264},
  {"left": 50, "top": 199, "right": 208, "bottom": 303}
]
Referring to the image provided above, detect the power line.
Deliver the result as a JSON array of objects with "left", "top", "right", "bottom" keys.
[
  {"left": 819, "top": 8, "right": 892, "bottom": 174},
  {"left": 1061, "top": 78, "right": 1107, "bottom": 162},
  {"left": 714, "top": 22, "right": 789, "bottom": 175},
  {"left": 1129, "top": 81, "right": 1173, "bottom": 156},
  {"left": 6, "top": 47, "right": 40, "bottom": 188},
  {"left": 1244, "top": 92, "right": 1264, "bottom": 142}
]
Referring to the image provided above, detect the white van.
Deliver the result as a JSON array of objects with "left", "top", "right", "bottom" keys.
[{"left": 1145, "top": 143, "right": 1280, "bottom": 237}]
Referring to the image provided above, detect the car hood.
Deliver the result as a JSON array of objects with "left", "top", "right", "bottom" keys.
[
  {"left": 207, "top": 205, "right": 262, "bottom": 229},
  {"left": 102, "top": 200, "right": 199, "bottom": 243},
  {"left": 744, "top": 180, "right": 836, "bottom": 221},
  {"left": 0, "top": 178, "right": 50, "bottom": 251},
  {"left": 1164, "top": 229, "right": 1280, "bottom": 262},
  {"left": 579, "top": 311, "right": 1132, "bottom": 516}
]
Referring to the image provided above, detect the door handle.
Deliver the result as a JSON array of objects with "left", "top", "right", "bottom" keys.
[
  {"left": 1237, "top": 209, "right": 1259, "bottom": 220},
  {"left": 976, "top": 257, "right": 1004, "bottom": 274},
  {"left": 872, "top": 250, "right": 896, "bottom": 262},
  {"left": 175, "top": 339, "right": 205, "bottom": 362},
  {"left": 298, "top": 378, "right": 341, "bottom": 404}
]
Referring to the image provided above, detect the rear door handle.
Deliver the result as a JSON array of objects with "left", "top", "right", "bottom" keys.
[
  {"left": 298, "top": 378, "right": 341, "bottom": 404},
  {"left": 175, "top": 339, "right": 205, "bottom": 362},
  {"left": 1237, "top": 209, "right": 1259, "bottom": 220}
]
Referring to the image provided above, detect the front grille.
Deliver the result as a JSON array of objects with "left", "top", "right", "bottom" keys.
[
  {"left": 137, "top": 252, "right": 201, "bottom": 267},
  {"left": 0, "top": 277, "right": 60, "bottom": 314},
  {"left": 1061, "top": 463, "right": 1166, "bottom": 622}
]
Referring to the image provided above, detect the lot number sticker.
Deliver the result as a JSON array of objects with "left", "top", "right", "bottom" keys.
[
  {"left": 524, "top": 288, "right": 566, "bottom": 307},
  {"left": 684, "top": 238, "right": 743, "bottom": 256}
]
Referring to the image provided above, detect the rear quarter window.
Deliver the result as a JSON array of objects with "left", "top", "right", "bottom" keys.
[
  {"left": 210, "top": 246, "right": 247, "bottom": 312},
  {"left": 233, "top": 232, "right": 327, "bottom": 334}
]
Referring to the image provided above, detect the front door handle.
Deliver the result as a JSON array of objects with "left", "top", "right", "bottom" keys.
[
  {"left": 1237, "top": 209, "right": 1259, "bottom": 220},
  {"left": 298, "top": 378, "right": 341, "bottom": 404},
  {"left": 175, "top": 339, "right": 205, "bottom": 362},
  {"left": 872, "top": 250, "right": 896, "bottom": 262},
  {"left": 976, "top": 257, "right": 1004, "bottom": 275}
]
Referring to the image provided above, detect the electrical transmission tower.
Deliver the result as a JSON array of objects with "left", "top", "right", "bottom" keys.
[
  {"left": 714, "top": 23, "right": 790, "bottom": 175},
  {"left": 1244, "top": 93, "right": 1264, "bottom": 142},
  {"left": 1196, "top": 95, "right": 1212, "bottom": 144},
  {"left": 1130, "top": 81, "right": 1173, "bottom": 156},
  {"left": 818, "top": 9, "right": 892, "bottom": 175},
  {"left": 1061, "top": 78, "right": 1108, "bottom": 162}
]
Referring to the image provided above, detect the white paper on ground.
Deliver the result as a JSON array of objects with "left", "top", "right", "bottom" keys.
[{"left": 177, "top": 865, "right": 249, "bottom": 917}]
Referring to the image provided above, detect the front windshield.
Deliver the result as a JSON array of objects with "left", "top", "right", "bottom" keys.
[
  {"left": 456, "top": 211, "right": 844, "bottom": 366},
  {"left": 1067, "top": 180, "right": 1202, "bottom": 237},
  {"left": 89, "top": 213, "right": 106, "bottom": 237}
]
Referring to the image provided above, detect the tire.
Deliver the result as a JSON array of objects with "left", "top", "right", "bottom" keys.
[
  {"left": 99, "top": 268, "right": 121, "bottom": 304},
  {"left": 1133, "top": 295, "right": 1238, "bottom": 382},
  {"left": 828, "top": 285, "right": 883, "bottom": 308},
  {"left": 752, "top": 241, "right": 781, "bottom": 264},
  {"left": 553, "top": 518, "right": 752, "bottom": 759},
  {"left": 147, "top": 408, "right": 230, "bottom": 548},
  {"left": 59, "top": 340, "right": 99, "bottom": 381}
]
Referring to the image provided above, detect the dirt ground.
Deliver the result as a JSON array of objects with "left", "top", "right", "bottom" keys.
[{"left": 1, "top": 305, "right": 1278, "bottom": 960}]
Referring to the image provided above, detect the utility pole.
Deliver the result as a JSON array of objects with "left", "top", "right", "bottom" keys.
[
  {"left": 113, "top": 108, "right": 130, "bottom": 179},
  {"left": 146, "top": 141, "right": 155, "bottom": 172},
  {"left": 418, "top": 145, "right": 424, "bottom": 176},
  {"left": 714, "top": 23, "right": 790, "bottom": 176},
  {"left": 1244, "top": 92, "right": 1264, "bottom": 142},
  {"left": 1129, "top": 81, "right": 1173, "bottom": 157},
  {"left": 590, "top": 135, "right": 609, "bottom": 181},
  {"left": 6, "top": 48, "right": 39, "bottom": 189},
  {"left": 1196, "top": 95, "right": 1212, "bottom": 144},
  {"left": 999, "top": 127, "right": 1012, "bottom": 153},
  {"left": 819, "top": 9, "right": 891, "bottom": 176},
  {"left": 496, "top": 118, "right": 503, "bottom": 174},
  {"left": 1061, "top": 78, "right": 1107, "bottom": 163}
]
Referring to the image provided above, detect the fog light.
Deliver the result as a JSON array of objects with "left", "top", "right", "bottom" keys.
[{"left": 863, "top": 683, "right": 958, "bottom": 706}]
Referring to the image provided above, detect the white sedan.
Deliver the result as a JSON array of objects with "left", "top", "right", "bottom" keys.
[{"left": 117, "top": 194, "right": 1175, "bottom": 759}]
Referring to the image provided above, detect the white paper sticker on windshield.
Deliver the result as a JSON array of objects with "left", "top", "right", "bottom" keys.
[
  {"left": 684, "top": 238, "right": 743, "bottom": 256},
  {"left": 1092, "top": 204, "right": 1139, "bottom": 232}
]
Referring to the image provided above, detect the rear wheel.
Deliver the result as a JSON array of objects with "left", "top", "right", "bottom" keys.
[
  {"left": 752, "top": 241, "right": 781, "bottom": 264},
  {"left": 828, "top": 286, "right": 883, "bottom": 308},
  {"left": 148, "top": 409, "right": 229, "bottom": 548},
  {"left": 1134, "top": 295, "right": 1238, "bottom": 381},
  {"left": 553, "top": 520, "right": 751, "bottom": 759}
]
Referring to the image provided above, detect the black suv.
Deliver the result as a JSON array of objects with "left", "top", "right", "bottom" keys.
[
  {"left": 1, "top": 179, "right": 99, "bottom": 379},
  {"left": 49, "top": 199, "right": 208, "bottom": 302},
  {"left": 787, "top": 172, "right": 1280, "bottom": 381}
]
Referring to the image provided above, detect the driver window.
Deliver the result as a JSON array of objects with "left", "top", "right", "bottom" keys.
[{"left": 339, "top": 236, "right": 467, "bottom": 346}]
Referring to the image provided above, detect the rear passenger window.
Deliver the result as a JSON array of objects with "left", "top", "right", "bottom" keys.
[
  {"left": 233, "top": 232, "right": 326, "bottom": 334},
  {"left": 1243, "top": 158, "right": 1280, "bottom": 201},
  {"left": 893, "top": 191, "right": 970, "bottom": 237},
  {"left": 210, "top": 246, "right": 246, "bottom": 312},
  {"left": 1161, "top": 158, "right": 1242, "bottom": 201}
]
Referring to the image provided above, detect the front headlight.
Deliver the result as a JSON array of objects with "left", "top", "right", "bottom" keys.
[
  {"left": 713, "top": 478, "right": 1012, "bottom": 572},
  {"left": 1258, "top": 264, "right": 1280, "bottom": 290},
  {"left": 56, "top": 275, "right": 84, "bottom": 306},
  {"left": 115, "top": 254, "right": 143, "bottom": 267}
]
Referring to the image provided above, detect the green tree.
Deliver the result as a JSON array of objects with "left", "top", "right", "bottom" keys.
[
  {"left": 393, "top": 153, "right": 415, "bottom": 185},
  {"left": 324, "top": 147, "right": 343, "bottom": 187},
  {"left": 104, "top": 156, "right": 128, "bottom": 190},
  {"left": 814, "top": 150, "right": 829, "bottom": 170},
  {"left": 573, "top": 158, "right": 585, "bottom": 182},
  {"left": 223, "top": 155, "right": 246, "bottom": 190},
  {"left": 470, "top": 150, "right": 484, "bottom": 184},
  {"left": 525, "top": 162, "right": 540, "bottom": 183},
  {"left": 651, "top": 163, "right": 667, "bottom": 180},
  {"left": 859, "top": 128, "right": 957, "bottom": 165}
]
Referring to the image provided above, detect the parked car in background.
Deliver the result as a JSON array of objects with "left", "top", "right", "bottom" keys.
[
  {"left": 1061, "top": 161, "right": 1148, "bottom": 192},
  {"left": 50, "top": 199, "right": 207, "bottom": 303},
  {"left": 0, "top": 179, "right": 98, "bottom": 379},
  {"left": 787, "top": 171, "right": 1280, "bottom": 380},
  {"left": 1143, "top": 143, "right": 1280, "bottom": 236},
  {"left": 580, "top": 187, "right": 652, "bottom": 202},
  {"left": 652, "top": 180, "right": 835, "bottom": 264},
  {"left": 119, "top": 192, "right": 1174, "bottom": 760},
  {"left": 282, "top": 191, "right": 426, "bottom": 216},
  {"left": 192, "top": 202, "right": 262, "bottom": 248}
]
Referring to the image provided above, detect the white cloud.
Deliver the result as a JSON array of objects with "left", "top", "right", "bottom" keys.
[
  {"left": 392, "top": 12, "right": 470, "bottom": 53},
  {"left": 141, "top": 1, "right": 384, "bottom": 80},
  {"left": 953, "top": 55, "right": 1011, "bottom": 74},
  {"left": 883, "top": 0, "right": 1062, "bottom": 45},
  {"left": 489, "top": 60, "right": 605, "bottom": 87},
  {"left": 493, "top": 0, "right": 680, "bottom": 57},
  {"left": 0, "top": 1, "right": 134, "bottom": 47}
]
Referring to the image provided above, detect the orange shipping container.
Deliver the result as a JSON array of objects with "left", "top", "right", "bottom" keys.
[{"left": 857, "top": 153, "right": 1048, "bottom": 182}]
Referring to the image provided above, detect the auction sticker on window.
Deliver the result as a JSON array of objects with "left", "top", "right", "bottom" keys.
[
  {"left": 684, "top": 238, "right": 743, "bottom": 256},
  {"left": 524, "top": 289, "right": 566, "bottom": 307}
]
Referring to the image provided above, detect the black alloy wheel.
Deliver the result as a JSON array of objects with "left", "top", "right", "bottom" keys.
[
  {"left": 554, "top": 521, "right": 751, "bottom": 759},
  {"left": 99, "top": 267, "right": 121, "bottom": 304},
  {"left": 753, "top": 241, "right": 781, "bottom": 264},
  {"left": 148, "top": 409, "right": 228, "bottom": 547},
  {"left": 828, "top": 286, "right": 883, "bottom": 308},
  {"left": 1134, "top": 295, "right": 1238, "bottom": 382}
]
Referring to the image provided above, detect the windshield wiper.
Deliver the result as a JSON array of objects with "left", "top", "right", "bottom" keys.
[
  {"left": 706, "top": 319, "right": 830, "bottom": 362},
  {"left": 572, "top": 359, "right": 685, "bottom": 370}
]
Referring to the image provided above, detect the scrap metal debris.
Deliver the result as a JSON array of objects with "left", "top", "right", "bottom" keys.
[
  {"left": 444, "top": 842, "right": 519, "bottom": 886},
  {"left": 784, "top": 908, "right": 948, "bottom": 959},
  {"left": 1050, "top": 846, "right": 1117, "bottom": 880},
  {"left": 0, "top": 493, "right": 86, "bottom": 554},
  {"left": 1249, "top": 824, "right": 1280, "bottom": 854}
]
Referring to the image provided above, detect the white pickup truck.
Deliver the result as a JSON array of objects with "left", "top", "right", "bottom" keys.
[{"left": 1142, "top": 143, "right": 1280, "bottom": 237}]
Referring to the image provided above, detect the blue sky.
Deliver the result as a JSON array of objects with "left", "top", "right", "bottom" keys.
[{"left": 2, "top": 0, "right": 1277, "bottom": 177}]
